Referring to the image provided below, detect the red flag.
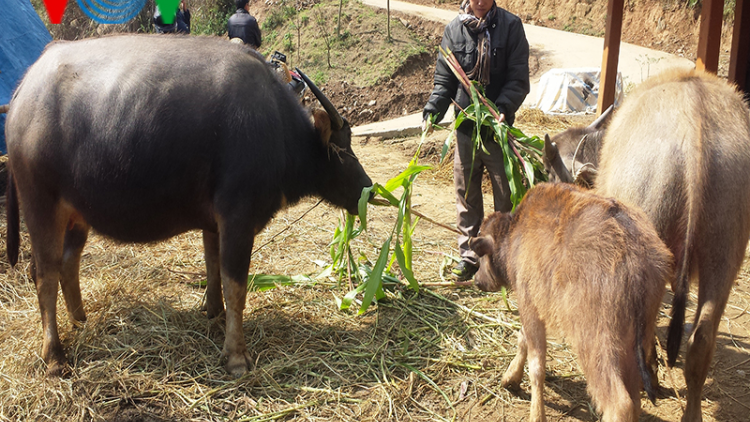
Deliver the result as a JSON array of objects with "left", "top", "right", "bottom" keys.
[{"left": 42, "top": 0, "right": 68, "bottom": 24}]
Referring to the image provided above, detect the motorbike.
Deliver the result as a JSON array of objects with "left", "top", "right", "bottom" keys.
[{"left": 268, "top": 51, "right": 307, "bottom": 98}]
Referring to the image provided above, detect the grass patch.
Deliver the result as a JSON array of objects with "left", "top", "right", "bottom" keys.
[{"left": 257, "top": 0, "right": 428, "bottom": 87}]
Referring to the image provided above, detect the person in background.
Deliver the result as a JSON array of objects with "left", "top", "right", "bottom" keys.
[
  {"left": 422, "top": 0, "right": 529, "bottom": 281},
  {"left": 154, "top": 0, "right": 191, "bottom": 34},
  {"left": 228, "top": 0, "right": 262, "bottom": 49}
]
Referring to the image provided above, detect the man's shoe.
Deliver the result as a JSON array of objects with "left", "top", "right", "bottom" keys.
[{"left": 452, "top": 261, "right": 478, "bottom": 281}]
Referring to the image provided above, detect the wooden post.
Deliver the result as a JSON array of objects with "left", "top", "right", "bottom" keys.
[
  {"left": 597, "top": 0, "right": 624, "bottom": 116},
  {"left": 729, "top": 0, "right": 750, "bottom": 91},
  {"left": 696, "top": 0, "right": 725, "bottom": 73}
]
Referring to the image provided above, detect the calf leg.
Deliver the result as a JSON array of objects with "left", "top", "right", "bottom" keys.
[
  {"left": 522, "top": 314, "right": 547, "bottom": 422},
  {"left": 202, "top": 230, "right": 224, "bottom": 319},
  {"left": 219, "top": 221, "right": 254, "bottom": 377},
  {"left": 60, "top": 223, "right": 89, "bottom": 324},
  {"left": 501, "top": 328, "right": 528, "bottom": 389}
]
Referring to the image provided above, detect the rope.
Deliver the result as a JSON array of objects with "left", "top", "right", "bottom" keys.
[
  {"left": 369, "top": 198, "right": 460, "bottom": 234},
  {"left": 571, "top": 134, "right": 596, "bottom": 186},
  {"left": 251, "top": 199, "right": 325, "bottom": 256}
]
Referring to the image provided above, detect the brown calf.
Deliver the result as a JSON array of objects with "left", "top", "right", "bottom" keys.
[
  {"left": 543, "top": 69, "right": 750, "bottom": 421},
  {"left": 471, "top": 183, "right": 672, "bottom": 422}
]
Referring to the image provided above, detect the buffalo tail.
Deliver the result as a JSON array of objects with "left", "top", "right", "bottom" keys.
[
  {"left": 635, "top": 305, "right": 657, "bottom": 404},
  {"left": 6, "top": 168, "right": 19, "bottom": 267},
  {"left": 666, "top": 141, "right": 702, "bottom": 367}
]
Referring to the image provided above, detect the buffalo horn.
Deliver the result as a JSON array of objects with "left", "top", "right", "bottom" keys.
[
  {"left": 587, "top": 104, "right": 614, "bottom": 131},
  {"left": 295, "top": 68, "right": 344, "bottom": 131}
]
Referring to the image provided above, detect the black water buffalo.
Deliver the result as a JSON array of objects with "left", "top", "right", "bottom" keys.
[
  {"left": 4, "top": 35, "right": 372, "bottom": 377},
  {"left": 543, "top": 69, "right": 750, "bottom": 422}
]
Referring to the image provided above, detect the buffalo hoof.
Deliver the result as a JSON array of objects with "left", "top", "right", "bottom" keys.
[
  {"left": 225, "top": 350, "right": 253, "bottom": 378},
  {"left": 681, "top": 407, "right": 703, "bottom": 422},
  {"left": 681, "top": 414, "right": 703, "bottom": 422},
  {"left": 45, "top": 359, "right": 69, "bottom": 378},
  {"left": 500, "top": 373, "right": 522, "bottom": 391},
  {"left": 204, "top": 306, "right": 225, "bottom": 320}
]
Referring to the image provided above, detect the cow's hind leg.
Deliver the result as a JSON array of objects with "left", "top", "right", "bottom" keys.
[
  {"left": 682, "top": 271, "right": 735, "bottom": 422},
  {"left": 501, "top": 328, "right": 528, "bottom": 389},
  {"left": 60, "top": 222, "right": 90, "bottom": 324},
  {"left": 218, "top": 220, "right": 254, "bottom": 377},
  {"left": 202, "top": 230, "right": 224, "bottom": 319}
]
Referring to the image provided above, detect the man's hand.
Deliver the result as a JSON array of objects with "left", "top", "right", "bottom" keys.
[
  {"left": 498, "top": 113, "right": 505, "bottom": 124},
  {"left": 421, "top": 116, "right": 434, "bottom": 135}
]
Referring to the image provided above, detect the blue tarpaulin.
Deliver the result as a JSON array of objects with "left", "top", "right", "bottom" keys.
[{"left": 0, "top": 0, "right": 52, "bottom": 154}]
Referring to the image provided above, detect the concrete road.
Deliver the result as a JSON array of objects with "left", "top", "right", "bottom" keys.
[{"left": 353, "top": 0, "right": 695, "bottom": 138}]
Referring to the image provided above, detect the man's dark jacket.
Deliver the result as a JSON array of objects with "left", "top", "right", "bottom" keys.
[
  {"left": 228, "top": 9, "right": 262, "bottom": 48},
  {"left": 424, "top": 7, "right": 530, "bottom": 127}
]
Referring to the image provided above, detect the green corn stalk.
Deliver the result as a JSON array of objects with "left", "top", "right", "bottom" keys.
[
  {"left": 330, "top": 131, "right": 432, "bottom": 314},
  {"left": 438, "top": 46, "right": 547, "bottom": 209}
]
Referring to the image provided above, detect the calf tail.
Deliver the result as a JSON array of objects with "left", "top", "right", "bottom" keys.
[{"left": 6, "top": 167, "right": 19, "bottom": 267}]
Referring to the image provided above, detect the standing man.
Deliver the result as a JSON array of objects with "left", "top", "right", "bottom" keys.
[
  {"left": 422, "top": 0, "right": 529, "bottom": 280},
  {"left": 228, "top": 0, "right": 262, "bottom": 49}
]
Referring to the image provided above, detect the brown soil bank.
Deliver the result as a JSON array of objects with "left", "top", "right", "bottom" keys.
[{"left": 416, "top": 0, "right": 736, "bottom": 76}]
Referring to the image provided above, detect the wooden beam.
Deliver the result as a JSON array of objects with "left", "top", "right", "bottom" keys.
[
  {"left": 598, "top": 0, "right": 625, "bottom": 116},
  {"left": 696, "top": 0, "right": 725, "bottom": 73},
  {"left": 729, "top": 0, "right": 750, "bottom": 91}
]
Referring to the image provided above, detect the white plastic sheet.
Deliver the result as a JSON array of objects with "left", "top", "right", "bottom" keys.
[{"left": 534, "top": 68, "right": 623, "bottom": 115}]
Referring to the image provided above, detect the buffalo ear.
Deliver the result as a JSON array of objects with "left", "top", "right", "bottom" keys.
[
  {"left": 312, "top": 108, "right": 333, "bottom": 147},
  {"left": 575, "top": 167, "right": 598, "bottom": 189},
  {"left": 544, "top": 134, "right": 576, "bottom": 183},
  {"left": 543, "top": 134, "right": 558, "bottom": 161},
  {"left": 469, "top": 236, "right": 494, "bottom": 257}
]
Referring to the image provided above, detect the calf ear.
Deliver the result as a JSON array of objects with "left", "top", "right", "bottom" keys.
[
  {"left": 312, "top": 108, "right": 333, "bottom": 147},
  {"left": 469, "top": 236, "right": 494, "bottom": 257}
]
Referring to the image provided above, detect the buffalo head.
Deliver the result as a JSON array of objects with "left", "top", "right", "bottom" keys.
[
  {"left": 299, "top": 69, "right": 372, "bottom": 215},
  {"left": 543, "top": 105, "right": 613, "bottom": 188}
]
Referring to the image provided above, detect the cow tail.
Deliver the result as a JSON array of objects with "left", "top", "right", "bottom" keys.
[
  {"left": 666, "top": 125, "right": 703, "bottom": 367},
  {"left": 6, "top": 167, "right": 19, "bottom": 267},
  {"left": 666, "top": 254, "right": 689, "bottom": 367}
]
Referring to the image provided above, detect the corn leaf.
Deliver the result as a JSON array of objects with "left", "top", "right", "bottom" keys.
[
  {"left": 247, "top": 274, "right": 304, "bottom": 291},
  {"left": 384, "top": 163, "right": 432, "bottom": 192},
  {"left": 394, "top": 239, "right": 418, "bottom": 291},
  {"left": 358, "top": 237, "right": 391, "bottom": 315}
]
